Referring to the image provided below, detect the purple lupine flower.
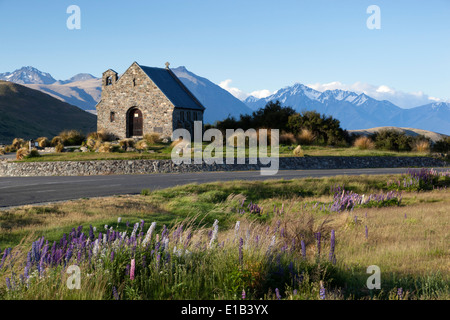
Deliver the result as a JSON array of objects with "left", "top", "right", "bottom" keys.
[
  {"left": 142, "top": 255, "right": 146, "bottom": 268},
  {"left": 275, "top": 288, "right": 281, "bottom": 300},
  {"left": 242, "top": 289, "right": 246, "bottom": 300},
  {"left": 314, "top": 232, "right": 321, "bottom": 257},
  {"left": 397, "top": 287, "right": 403, "bottom": 300},
  {"left": 5, "top": 277, "right": 11, "bottom": 290},
  {"left": 239, "top": 238, "right": 244, "bottom": 265},
  {"left": 301, "top": 240, "right": 306, "bottom": 259},
  {"left": 365, "top": 226, "right": 369, "bottom": 239},
  {"left": 319, "top": 286, "right": 326, "bottom": 300},
  {"left": 329, "top": 230, "right": 335, "bottom": 263},
  {"left": 112, "top": 286, "right": 120, "bottom": 300},
  {"left": 110, "top": 251, "right": 115, "bottom": 262}
]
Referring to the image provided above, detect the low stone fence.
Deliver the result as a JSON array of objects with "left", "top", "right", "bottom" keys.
[{"left": 0, "top": 156, "right": 447, "bottom": 177}]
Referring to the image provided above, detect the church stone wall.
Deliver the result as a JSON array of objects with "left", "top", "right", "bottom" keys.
[{"left": 96, "top": 63, "right": 177, "bottom": 140}]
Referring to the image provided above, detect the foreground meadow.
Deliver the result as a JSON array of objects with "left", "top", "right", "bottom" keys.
[{"left": 0, "top": 169, "right": 449, "bottom": 300}]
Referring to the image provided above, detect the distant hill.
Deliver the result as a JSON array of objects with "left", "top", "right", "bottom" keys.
[
  {"left": 348, "top": 126, "right": 449, "bottom": 143},
  {"left": 0, "top": 81, "right": 96, "bottom": 144}
]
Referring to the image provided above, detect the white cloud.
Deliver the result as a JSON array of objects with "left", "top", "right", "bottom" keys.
[
  {"left": 249, "top": 89, "right": 273, "bottom": 99},
  {"left": 219, "top": 79, "right": 273, "bottom": 101},
  {"left": 307, "top": 81, "right": 444, "bottom": 108},
  {"left": 219, "top": 79, "right": 249, "bottom": 101}
]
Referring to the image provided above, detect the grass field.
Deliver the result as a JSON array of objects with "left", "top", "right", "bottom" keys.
[
  {"left": 0, "top": 171, "right": 448, "bottom": 300},
  {"left": 13, "top": 144, "right": 433, "bottom": 162}
]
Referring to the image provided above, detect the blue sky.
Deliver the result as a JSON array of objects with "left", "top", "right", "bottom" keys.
[{"left": 0, "top": 0, "right": 449, "bottom": 107}]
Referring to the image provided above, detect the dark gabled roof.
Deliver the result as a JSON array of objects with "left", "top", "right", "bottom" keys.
[{"left": 138, "top": 64, "right": 205, "bottom": 111}]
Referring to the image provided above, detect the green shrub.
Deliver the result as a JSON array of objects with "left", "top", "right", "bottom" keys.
[
  {"left": 432, "top": 137, "right": 450, "bottom": 153},
  {"left": 373, "top": 129, "right": 413, "bottom": 152}
]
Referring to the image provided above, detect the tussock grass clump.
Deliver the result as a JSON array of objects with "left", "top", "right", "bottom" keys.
[
  {"left": 280, "top": 132, "right": 296, "bottom": 145},
  {"left": 16, "top": 147, "right": 30, "bottom": 160},
  {"left": 144, "top": 133, "right": 162, "bottom": 145},
  {"left": 98, "top": 142, "right": 113, "bottom": 153},
  {"left": 170, "top": 138, "right": 183, "bottom": 148},
  {"left": 136, "top": 139, "right": 149, "bottom": 150},
  {"left": 12, "top": 138, "right": 26, "bottom": 150},
  {"left": 58, "top": 130, "right": 85, "bottom": 146},
  {"left": 412, "top": 140, "right": 430, "bottom": 153},
  {"left": 296, "top": 129, "right": 316, "bottom": 145},
  {"left": 55, "top": 143, "right": 64, "bottom": 153},
  {"left": 88, "top": 129, "right": 113, "bottom": 142},
  {"left": 51, "top": 136, "right": 63, "bottom": 147},
  {"left": 36, "top": 137, "right": 50, "bottom": 148},
  {"left": 353, "top": 136, "right": 375, "bottom": 150},
  {"left": 119, "top": 139, "right": 135, "bottom": 150},
  {"left": 293, "top": 145, "right": 304, "bottom": 157}
]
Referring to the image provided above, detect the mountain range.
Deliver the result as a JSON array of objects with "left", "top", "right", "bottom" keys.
[
  {"left": 1, "top": 66, "right": 449, "bottom": 135},
  {"left": 244, "top": 84, "right": 450, "bottom": 135}
]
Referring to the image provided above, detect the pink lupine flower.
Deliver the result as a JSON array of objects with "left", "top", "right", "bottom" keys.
[{"left": 130, "top": 259, "right": 135, "bottom": 280}]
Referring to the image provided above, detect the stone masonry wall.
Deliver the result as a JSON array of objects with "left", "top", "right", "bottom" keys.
[{"left": 0, "top": 157, "right": 447, "bottom": 177}]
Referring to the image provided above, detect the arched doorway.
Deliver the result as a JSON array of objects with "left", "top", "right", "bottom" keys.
[{"left": 127, "top": 107, "right": 143, "bottom": 137}]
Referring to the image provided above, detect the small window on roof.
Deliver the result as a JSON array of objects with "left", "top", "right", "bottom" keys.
[{"left": 110, "top": 111, "right": 115, "bottom": 122}]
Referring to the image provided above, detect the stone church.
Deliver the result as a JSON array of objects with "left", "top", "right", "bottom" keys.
[{"left": 96, "top": 62, "right": 205, "bottom": 140}]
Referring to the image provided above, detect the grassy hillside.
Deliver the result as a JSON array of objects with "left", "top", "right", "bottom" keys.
[{"left": 0, "top": 81, "right": 96, "bottom": 144}]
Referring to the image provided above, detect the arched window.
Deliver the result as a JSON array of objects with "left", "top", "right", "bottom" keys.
[
  {"left": 110, "top": 111, "right": 115, "bottom": 122},
  {"left": 106, "top": 76, "right": 112, "bottom": 86}
]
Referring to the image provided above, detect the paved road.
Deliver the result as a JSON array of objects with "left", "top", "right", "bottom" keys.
[{"left": 1, "top": 167, "right": 444, "bottom": 208}]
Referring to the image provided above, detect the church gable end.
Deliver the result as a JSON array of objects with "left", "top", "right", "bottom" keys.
[{"left": 96, "top": 62, "right": 204, "bottom": 140}]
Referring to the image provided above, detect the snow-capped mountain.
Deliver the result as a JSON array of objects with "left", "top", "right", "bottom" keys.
[
  {"left": 1, "top": 66, "right": 448, "bottom": 134},
  {"left": 244, "top": 83, "right": 450, "bottom": 134},
  {"left": 0, "top": 66, "right": 57, "bottom": 85},
  {"left": 0, "top": 66, "right": 253, "bottom": 124},
  {"left": 172, "top": 66, "right": 253, "bottom": 124}
]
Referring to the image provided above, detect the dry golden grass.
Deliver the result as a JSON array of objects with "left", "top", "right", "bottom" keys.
[
  {"left": 354, "top": 136, "right": 375, "bottom": 150},
  {"left": 15, "top": 147, "right": 29, "bottom": 160},
  {"left": 293, "top": 145, "right": 304, "bottom": 157},
  {"left": 324, "top": 190, "right": 450, "bottom": 275},
  {"left": 51, "top": 136, "right": 63, "bottom": 147},
  {"left": 98, "top": 142, "right": 112, "bottom": 153},
  {"left": 36, "top": 137, "right": 50, "bottom": 148},
  {"left": 136, "top": 139, "right": 149, "bottom": 150},
  {"left": 280, "top": 132, "right": 296, "bottom": 145},
  {"left": 144, "top": 133, "right": 162, "bottom": 145},
  {"left": 12, "top": 138, "right": 25, "bottom": 150},
  {"left": 87, "top": 129, "right": 111, "bottom": 142},
  {"left": 297, "top": 129, "right": 316, "bottom": 145},
  {"left": 55, "top": 142, "right": 64, "bottom": 153},
  {"left": 412, "top": 140, "right": 430, "bottom": 153},
  {"left": 119, "top": 138, "right": 135, "bottom": 149}
]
